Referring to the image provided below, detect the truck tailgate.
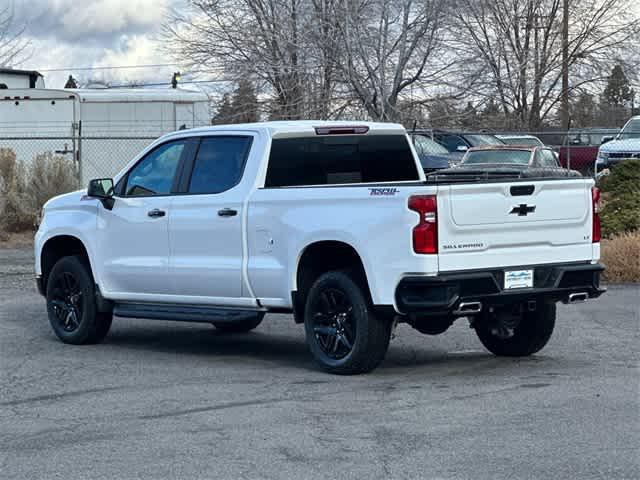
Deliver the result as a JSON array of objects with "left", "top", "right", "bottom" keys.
[{"left": 437, "top": 179, "right": 595, "bottom": 272}]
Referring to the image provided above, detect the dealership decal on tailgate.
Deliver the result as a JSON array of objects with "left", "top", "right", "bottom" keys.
[{"left": 504, "top": 270, "right": 534, "bottom": 289}]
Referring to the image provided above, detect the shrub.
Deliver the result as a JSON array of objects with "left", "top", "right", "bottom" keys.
[
  {"left": 599, "top": 160, "right": 640, "bottom": 238},
  {"left": 601, "top": 232, "right": 640, "bottom": 282},
  {"left": 0, "top": 149, "right": 78, "bottom": 234}
]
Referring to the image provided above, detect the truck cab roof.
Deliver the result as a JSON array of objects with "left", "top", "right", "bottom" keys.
[{"left": 171, "top": 121, "right": 407, "bottom": 139}]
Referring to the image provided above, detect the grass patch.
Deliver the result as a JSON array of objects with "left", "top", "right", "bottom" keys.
[
  {"left": 601, "top": 232, "right": 640, "bottom": 283},
  {"left": 0, "top": 148, "right": 78, "bottom": 235}
]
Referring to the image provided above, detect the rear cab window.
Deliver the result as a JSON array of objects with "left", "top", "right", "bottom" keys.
[{"left": 265, "top": 134, "right": 421, "bottom": 187}]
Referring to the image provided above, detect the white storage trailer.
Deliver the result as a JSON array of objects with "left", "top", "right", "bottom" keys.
[{"left": 0, "top": 88, "right": 210, "bottom": 184}]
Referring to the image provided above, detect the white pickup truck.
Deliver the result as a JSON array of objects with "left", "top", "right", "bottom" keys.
[{"left": 35, "top": 121, "right": 605, "bottom": 374}]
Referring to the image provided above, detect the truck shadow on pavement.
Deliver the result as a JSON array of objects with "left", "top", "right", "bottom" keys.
[
  {"left": 95, "top": 319, "right": 553, "bottom": 375},
  {"left": 102, "top": 320, "right": 315, "bottom": 369}
]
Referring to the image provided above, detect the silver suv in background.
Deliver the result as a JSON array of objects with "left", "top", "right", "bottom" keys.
[{"left": 597, "top": 116, "right": 640, "bottom": 173}]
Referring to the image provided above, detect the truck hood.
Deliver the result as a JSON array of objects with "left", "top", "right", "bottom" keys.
[
  {"left": 599, "top": 138, "right": 640, "bottom": 154},
  {"left": 43, "top": 189, "right": 88, "bottom": 211}
]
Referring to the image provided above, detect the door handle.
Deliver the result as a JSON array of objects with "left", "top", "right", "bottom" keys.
[
  {"left": 147, "top": 208, "right": 166, "bottom": 218},
  {"left": 218, "top": 208, "right": 238, "bottom": 217}
]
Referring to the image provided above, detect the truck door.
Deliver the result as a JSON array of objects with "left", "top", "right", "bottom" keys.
[
  {"left": 168, "top": 134, "right": 255, "bottom": 303},
  {"left": 96, "top": 139, "right": 191, "bottom": 297}
]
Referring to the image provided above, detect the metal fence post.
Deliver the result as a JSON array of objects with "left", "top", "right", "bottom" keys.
[{"left": 77, "top": 121, "right": 83, "bottom": 186}]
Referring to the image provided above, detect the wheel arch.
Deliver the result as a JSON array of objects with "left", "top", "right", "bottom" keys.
[
  {"left": 292, "top": 240, "right": 372, "bottom": 323},
  {"left": 40, "top": 235, "right": 93, "bottom": 292}
]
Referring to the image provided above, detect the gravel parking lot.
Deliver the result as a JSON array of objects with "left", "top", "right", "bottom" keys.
[{"left": 1, "top": 247, "right": 638, "bottom": 480}]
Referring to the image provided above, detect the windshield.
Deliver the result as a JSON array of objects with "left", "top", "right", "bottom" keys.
[
  {"left": 462, "top": 150, "right": 532, "bottom": 165},
  {"left": 500, "top": 136, "right": 543, "bottom": 146},
  {"left": 618, "top": 118, "right": 640, "bottom": 139},
  {"left": 465, "top": 134, "right": 504, "bottom": 146},
  {"left": 413, "top": 135, "right": 450, "bottom": 155}
]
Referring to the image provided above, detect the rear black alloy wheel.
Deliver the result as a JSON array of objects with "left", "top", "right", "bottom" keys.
[
  {"left": 310, "top": 288, "right": 356, "bottom": 360},
  {"left": 46, "top": 255, "right": 113, "bottom": 345},
  {"left": 304, "top": 271, "right": 391, "bottom": 374}
]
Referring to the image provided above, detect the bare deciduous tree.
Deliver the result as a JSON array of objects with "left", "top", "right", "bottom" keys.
[
  {"left": 452, "top": 0, "right": 640, "bottom": 129},
  {"left": 335, "top": 0, "right": 449, "bottom": 121},
  {"left": 0, "top": 5, "right": 29, "bottom": 67},
  {"left": 164, "top": 0, "right": 342, "bottom": 119}
]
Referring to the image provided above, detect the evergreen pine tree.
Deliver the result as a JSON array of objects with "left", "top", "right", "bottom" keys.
[
  {"left": 230, "top": 79, "right": 259, "bottom": 123},
  {"left": 213, "top": 93, "right": 234, "bottom": 125}
]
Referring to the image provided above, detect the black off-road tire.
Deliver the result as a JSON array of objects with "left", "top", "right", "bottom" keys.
[
  {"left": 474, "top": 303, "right": 556, "bottom": 357},
  {"left": 212, "top": 313, "right": 265, "bottom": 333},
  {"left": 46, "top": 255, "right": 113, "bottom": 345},
  {"left": 303, "top": 270, "right": 391, "bottom": 375}
]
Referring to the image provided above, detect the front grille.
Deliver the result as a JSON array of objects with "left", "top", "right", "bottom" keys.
[{"left": 609, "top": 152, "right": 640, "bottom": 159}]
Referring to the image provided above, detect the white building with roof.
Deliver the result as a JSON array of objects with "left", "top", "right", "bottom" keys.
[
  {"left": 0, "top": 68, "right": 45, "bottom": 89},
  {"left": 0, "top": 87, "right": 210, "bottom": 183}
]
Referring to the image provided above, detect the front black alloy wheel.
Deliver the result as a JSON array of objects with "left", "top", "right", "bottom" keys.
[
  {"left": 46, "top": 255, "right": 112, "bottom": 345},
  {"left": 49, "top": 271, "right": 84, "bottom": 333},
  {"left": 304, "top": 271, "right": 391, "bottom": 374}
]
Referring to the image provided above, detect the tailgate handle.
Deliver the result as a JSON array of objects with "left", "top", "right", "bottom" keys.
[{"left": 510, "top": 185, "right": 535, "bottom": 196}]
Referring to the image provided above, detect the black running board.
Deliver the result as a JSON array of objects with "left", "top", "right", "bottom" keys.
[{"left": 113, "top": 303, "right": 263, "bottom": 324}]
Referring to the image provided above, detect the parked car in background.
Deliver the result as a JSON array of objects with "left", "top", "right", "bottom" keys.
[
  {"left": 411, "top": 133, "right": 453, "bottom": 172},
  {"left": 496, "top": 134, "right": 544, "bottom": 146},
  {"left": 433, "top": 130, "right": 505, "bottom": 151},
  {"left": 596, "top": 116, "right": 640, "bottom": 174},
  {"left": 558, "top": 128, "right": 619, "bottom": 174},
  {"left": 452, "top": 145, "right": 574, "bottom": 177}
]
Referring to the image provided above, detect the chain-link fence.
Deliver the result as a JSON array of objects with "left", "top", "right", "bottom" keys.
[
  {"left": 0, "top": 124, "right": 638, "bottom": 234},
  {"left": 0, "top": 135, "right": 157, "bottom": 187},
  {"left": 0, "top": 134, "right": 156, "bottom": 234}
]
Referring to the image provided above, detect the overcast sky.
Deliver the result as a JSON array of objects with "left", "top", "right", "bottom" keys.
[
  {"left": 10, "top": 0, "right": 640, "bottom": 90},
  {"left": 14, "top": 0, "right": 181, "bottom": 88}
]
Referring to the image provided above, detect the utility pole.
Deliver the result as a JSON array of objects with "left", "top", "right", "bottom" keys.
[{"left": 561, "top": 0, "right": 569, "bottom": 130}]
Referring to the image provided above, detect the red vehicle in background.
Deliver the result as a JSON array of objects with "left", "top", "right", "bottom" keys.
[{"left": 557, "top": 129, "right": 619, "bottom": 174}]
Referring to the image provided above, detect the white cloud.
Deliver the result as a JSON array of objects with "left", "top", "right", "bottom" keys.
[
  {"left": 92, "top": 34, "right": 174, "bottom": 84},
  {"left": 17, "top": 0, "right": 171, "bottom": 41},
  {"left": 56, "top": 0, "right": 170, "bottom": 38},
  {"left": 13, "top": 0, "right": 179, "bottom": 87}
]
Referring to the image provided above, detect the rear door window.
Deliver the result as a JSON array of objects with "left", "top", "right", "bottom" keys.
[
  {"left": 187, "top": 136, "right": 252, "bottom": 194},
  {"left": 265, "top": 135, "right": 420, "bottom": 187}
]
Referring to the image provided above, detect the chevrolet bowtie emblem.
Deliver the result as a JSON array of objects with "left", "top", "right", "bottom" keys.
[{"left": 510, "top": 204, "right": 536, "bottom": 216}]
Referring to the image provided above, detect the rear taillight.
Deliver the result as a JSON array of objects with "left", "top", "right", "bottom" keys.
[
  {"left": 592, "top": 187, "right": 601, "bottom": 243},
  {"left": 409, "top": 195, "right": 438, "bottom": 254}
]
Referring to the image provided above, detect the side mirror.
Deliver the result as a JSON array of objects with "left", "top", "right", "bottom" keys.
[
  {"left": 87, "top": 178, "right": 115, "bottom": 210},
  {"left": 601, "top": 136, "right": 614, "bottom": 144},
  {"left": 456, "top": 145, "right": 468, "bottom": 152}
]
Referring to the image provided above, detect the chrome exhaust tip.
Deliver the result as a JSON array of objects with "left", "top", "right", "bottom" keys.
[
  {"left": 566, "top": 292, "right": 588, "bottom": 304},
  {"left": 453, "top": 301, "right": 483, "bottom": 316}
]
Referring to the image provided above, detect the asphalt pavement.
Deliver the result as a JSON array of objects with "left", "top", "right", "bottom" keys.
[{"left": 1, "top": 247, "right": 638, "bottom": 480}]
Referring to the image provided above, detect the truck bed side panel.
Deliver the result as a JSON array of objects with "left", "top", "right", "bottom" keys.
[{"left": 246, "top": 185, "right": 438, "bottom": 308}]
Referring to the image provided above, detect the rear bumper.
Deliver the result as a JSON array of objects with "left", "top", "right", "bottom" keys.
[{"left": 395, "top": 262, "right": 605, "bottom": 315}]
